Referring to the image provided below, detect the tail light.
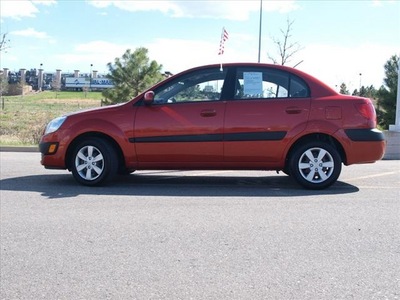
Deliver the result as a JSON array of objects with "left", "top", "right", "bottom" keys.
[{"left": 354, "top": 100, "right": 377, "bottom": 127}]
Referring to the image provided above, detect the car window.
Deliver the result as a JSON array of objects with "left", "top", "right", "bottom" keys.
[
  {"left": 234, "top": 67, "right": 310, "bottom": 99},
  {"left": 154, "top": 67, "right": 228, "bottom": 104}
]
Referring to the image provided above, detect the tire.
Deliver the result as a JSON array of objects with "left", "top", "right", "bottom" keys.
[
  {"left": 70, "top": 137, "right": 118, "bottom": 186},
  {"left": 289, "top": 141, "right": 342, "bottom": 189}
]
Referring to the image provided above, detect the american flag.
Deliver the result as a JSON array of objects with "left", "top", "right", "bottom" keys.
[{"left": 218, "top": 27, "right": 229, "bottom": 55}]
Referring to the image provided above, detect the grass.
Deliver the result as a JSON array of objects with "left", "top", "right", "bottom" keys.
[{"left": 0, "top": 91, "right": 104, "bottom": 146}]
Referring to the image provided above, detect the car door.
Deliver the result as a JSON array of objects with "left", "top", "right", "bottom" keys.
[
  {"left": 134, "top": 67, "right": 228, "bottom": 167},
  {"left": 223, "top": 66, "right": 311, "bottom": 163}
]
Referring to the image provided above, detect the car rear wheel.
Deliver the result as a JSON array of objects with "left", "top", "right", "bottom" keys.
[
  {"left": 289, "top": 141, "right": 342, "bottom": 189},
  {"left": 71, "top": 138, "right": 118, "bottom": 186}
]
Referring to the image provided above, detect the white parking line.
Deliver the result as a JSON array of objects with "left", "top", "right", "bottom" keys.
[{"left": 345, "top": 171, "right": 400, "bottom": 182}]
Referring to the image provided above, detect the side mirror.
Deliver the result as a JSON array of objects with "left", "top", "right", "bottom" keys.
[{"left": 143, "top": 91, "right": 155, "bottom": 105}]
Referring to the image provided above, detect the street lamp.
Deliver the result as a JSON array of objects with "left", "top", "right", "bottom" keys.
[
  {"left": 89, "top": 64, "right": 93, "bottom": 91},
  {"left": 38, "top": 63, "right": 43, "bottom": 91}
]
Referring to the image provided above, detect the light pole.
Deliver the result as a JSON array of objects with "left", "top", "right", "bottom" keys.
[
  {"left": 89, "top": 64, "right": 93, "bottom": 91},
  {"left": 38, "top": 63, "right": 44, "bottom": 91},
  {"left": 389, "top": 65, "right": 400, "bottom": 131},
  {"left": 258, "top": 0, "right": 263, "bottom": 63}
]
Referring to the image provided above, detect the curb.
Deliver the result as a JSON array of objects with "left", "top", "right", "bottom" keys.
[
  {"left": 383, "top": 131, "right": 400, "bottom": 160},
  {"left": 0, "top": 146, "right": 39, "bottom": 152}
]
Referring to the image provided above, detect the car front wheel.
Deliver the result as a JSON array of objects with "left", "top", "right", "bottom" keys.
[
  {"left": 70, "top": 138, "right": 118, "bottom": 186},
  {"left": 289, "top": 141, "right": 342, "bottom": 189}
]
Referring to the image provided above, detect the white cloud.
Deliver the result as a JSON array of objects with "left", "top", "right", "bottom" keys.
[
  {"left": 53, "top": 41, "right": 136, "bottom": 73},
  {"left": 88, "top": 0, "right": 180, "bottom": 14},
  {"left": 74, "top": 41, "right": 129, "bottom": 54},
  {"left": 51, "top": 37, "right": 254, "bottom": 74},
  {"left": 299, "top": 43, "right": 399, "bottom": 91},
  {"left": 0, "top": 0, "right": 56, "bottom": 20},
  {"left": 371, "top": 0, "right": 383, "bottom": 6},
  {"left": 32, "top": 0, "right": 57, "bottom": 5},
  {"left": 11, "top": 28, "right": 51, "bottom": 39},
  {"left": 147, "top": 38, "right": 220, "bottom": 72},
  {"left": 370, "top": 0, "right": 397, "bottom": 7},
  {"left": 88, "top": 1, "right": 113, "bottom": 9},
  {"left": 145, "top": 33, "right": 265, "bottom": 74},
  {"left": 0, "top": 0, "right": 39, "bottom": 19},
  {"left": 87, "top": 0, "right": 299, "bottom": 20},
  {"left": 164, "top": 1, "right": 299, "bottom": 20}
]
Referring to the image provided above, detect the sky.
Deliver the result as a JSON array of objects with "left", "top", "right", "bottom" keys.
[{"left": 0, "top": 0, "right": 399, "bottom": 92}]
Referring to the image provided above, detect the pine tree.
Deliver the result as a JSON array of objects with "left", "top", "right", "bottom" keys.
[
  {"left": 339, "top": 83, "right": 349, "bottom": 95},
  {"left": 377, "top": 55, "right": 399, "bottom": 129},
  {"left": 102, "top": 47, "right": 164, "bottom": 104}
]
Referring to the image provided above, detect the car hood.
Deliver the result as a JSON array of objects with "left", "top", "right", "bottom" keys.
[{"left": 64, "top": 102, "right": 127, "bottom": 117}]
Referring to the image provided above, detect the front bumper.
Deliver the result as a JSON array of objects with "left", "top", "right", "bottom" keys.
[
  {"left": 39, "top": 142, "right": 59, "bottom": 155},
  {"left": 39, "top": 139, "right": 67, "bottom": 170}
]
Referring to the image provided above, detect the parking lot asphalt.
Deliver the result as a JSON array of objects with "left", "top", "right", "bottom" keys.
[{"left": 1, "top": 152, "right": 399, "bottom": 299}]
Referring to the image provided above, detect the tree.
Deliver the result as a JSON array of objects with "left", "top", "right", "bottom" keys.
[
  {"left": 0, "top": 33, "right": 10, "bottom": 53},
  {"left": 102, "top": 47, "right": 164, "bottom": 104},
  {"left": 352, "top": 85, "right": 377, "bottom": 98},
  {"left": 377, "top": 55, "right": 399, "bottom": 129},
  {"left": 0, "top": 70, "right": 9, "bottom": 104},
  {"left": 267, "top": 18, "right": 303, "bottom": 66},
  {"left": 339, "top": 83, "right": 349, "bottom": 95},
  {"left": 0, "top": 33, "right": 11, "bottom": 102}
]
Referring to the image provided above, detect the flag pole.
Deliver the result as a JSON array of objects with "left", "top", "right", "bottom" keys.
[{"left": 220, "top": 27, "right": 224, "bottom": 71}]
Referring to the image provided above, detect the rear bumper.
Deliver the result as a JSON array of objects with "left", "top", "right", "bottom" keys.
[
  {"left": 345, "top": 128, "right": 385, "bottom": 142},
  {"left": 343, "top": 128, "right": 386, "bottom": 164}
]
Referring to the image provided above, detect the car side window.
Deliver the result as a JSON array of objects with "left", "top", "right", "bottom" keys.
[
  {"left": 234, "top": 67, "right": 310, "bottom": 99},
  {"left": 154, "top": 68, "right": 228, "bottom": 104}
]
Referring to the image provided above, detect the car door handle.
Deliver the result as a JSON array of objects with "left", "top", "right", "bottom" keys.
[
  {"left": 200, "top": 109, "right": 217, "bottom": 117},
  {"left": 285, "top": 107, "right": 302, "bottom": 114}
]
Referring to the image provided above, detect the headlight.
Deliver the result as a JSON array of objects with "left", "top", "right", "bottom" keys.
[{"left": 44, "top": 116, "right": 67, "bottom": 135}]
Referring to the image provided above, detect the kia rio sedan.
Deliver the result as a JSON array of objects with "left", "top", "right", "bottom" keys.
[{"left": 39, "top": 63, "right": 386, "bottom": 189}]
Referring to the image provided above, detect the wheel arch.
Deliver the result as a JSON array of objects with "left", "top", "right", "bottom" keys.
[
  {"left": 285, "top": 133, "right": 347, "bottom": 170},
  {"left": 65, "top": 132, "right": 125, "bottom": 172}
]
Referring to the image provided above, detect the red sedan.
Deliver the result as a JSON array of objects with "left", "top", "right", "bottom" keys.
[{"left": 39, "top": 63, "right": 385, "bottom": 189}]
